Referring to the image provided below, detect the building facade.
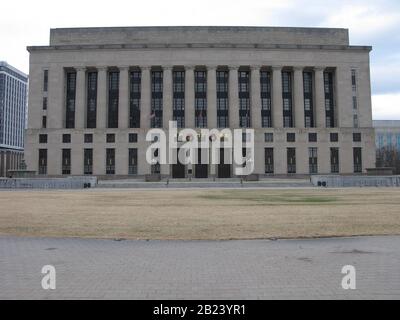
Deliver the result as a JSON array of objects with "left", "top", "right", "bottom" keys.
[
  {"left": 0, "top": 61, "right": 28, "bottom": 177},
  {"left": 374, "top": 120, "right": 400, "bottom": 173},
  {"left": 25, "top": 27, "right": 375, "bottom": 178}
]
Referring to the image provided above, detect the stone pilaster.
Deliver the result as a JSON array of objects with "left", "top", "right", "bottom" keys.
[
  {"left": 140, "top": 66, "right": 151, "bottom": 130},
  {"left": 163, "top": 66, "right": 173, "bottom": 129},
  {"left": 207, "top": 66, "right": 217, "bottom": 129},
  {"left": 75, "top": 67, "right": 86, "bottom": 129},
  {"left": 228, "top": 66, "right": 239, "bottom": 128},
  {"left": 272, "top": 66, "right": 283, "bottom": 128},
  {"left": 185, "top": 66, "right": 195, "bottom": 128},
  {"left": 118, "top": 66, "right": 129, "bottom": 129},
  {"left": 96, "top": 67, "right": 108, "bottom": 129},
  {"left": 250, "top": 66, "right": 261, "bottom": 129},
  {"left": 315, "top": 67, "right": 325, "bottom": 128},
  {"left": 293, "top": 67, "right": 305, "bottom": 129}
]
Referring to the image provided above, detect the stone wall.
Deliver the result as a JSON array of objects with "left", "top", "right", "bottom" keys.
[
  {"left": 0, "top": 176, "right": 97, "bottom": 189},
  {"left": 311, "top": 175, "right": 400, "bottom": 187}
]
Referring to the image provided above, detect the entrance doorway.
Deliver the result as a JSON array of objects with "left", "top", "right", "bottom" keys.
[
  {"left": 195, "top": 148, "right": 208, "bottom": 178},
  {"left": 172, "top": 149, "right": 186, "bottom": 179},
  {"left": 218, "top": 148, "right": 231, "bottom": 178}
]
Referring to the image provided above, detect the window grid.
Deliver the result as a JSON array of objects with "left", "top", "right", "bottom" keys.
[{"left": 195, "top": 71, "right": 207, "bottom": 128}]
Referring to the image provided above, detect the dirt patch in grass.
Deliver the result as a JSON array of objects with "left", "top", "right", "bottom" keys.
[{"left": 0, "top": 188, "right": 399, "bottom": 240}]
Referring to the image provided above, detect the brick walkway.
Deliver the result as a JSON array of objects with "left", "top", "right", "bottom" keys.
[{"left": 0, "top": 236, "right": 399, "bottom": 299}]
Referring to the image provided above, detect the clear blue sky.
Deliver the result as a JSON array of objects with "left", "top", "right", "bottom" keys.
[{"left": 1, "top": 0, "right": 399, "bottom": 119}]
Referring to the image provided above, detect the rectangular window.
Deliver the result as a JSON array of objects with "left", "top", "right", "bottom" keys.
[
  {"left": 173, "top": 70, "right": 185, "bottom": 128},
  {"left": 308, "top": 133, "right": 317, "bottom": 142},
  {"left": 38, "top": 149, "right": 47, "bottom": 175},
  {"left": 39, "top": 134, "right": 47, "bottom": 144},
  {"left": 84, "top": 149, "right": 93, "bottom": 175},
  {"left": 151, "top": 71, "right": 163, "bottom": 128},
  {"left": 353, "top": 147, "right": 362, "bottom": 173},
  {"left": 62, "top": 134, "right": 71, "bottom": 143},
  {"left": 330, "top": 147, "right": 339, "bottom": 173},
  {"left": 353, "top": 114, "right": 359, "bottom": 128},
  {"left": 351, "top": 69, "right": 357, "bottom": 92},
  {"left": 195, "top": 71, "right": 207, "bottom": 128},
  {"left": 287, "top": 148, "right": 296, "bottom": 174},
  {"left": 87, "top": 71, "right": 97, "bottom": 129},
  {"left": 129, "top": 133, "right": 138, "bottom": 143},
  {"left": 62, "top": 149, "right": 71, "bottom": 175},
  {"left": 129, "top": 148, "right": 138, "bottom": 175},
  {"left": 217, "top": 70, "right": 229, "bottom": 128},
  {"left": 239, "top": 71, "right": 250, "bottom": 128},
  {"left": 303, "top": 72, "right": 314, "bottom": 128},
  {"left": 65, "top": 71, "right": 76, "bottom": 128},
  {"left": 42, "top": 116, "right": 47, "bottom": 129},
  {"left": 324, "top": 71, "right": 335, "bottom": 128},
  {"left": 330, "top": 133, "right": 339, "bottom": 142},
  {"left": 84, "top": 134, "right": 93, "bottom": 144},
  {"left": 287, "top": 133, "right": 296, "bottom": 142},
  {"left": 106, "top": 148, "right": 115, "bottom": 175},
  {"left": 130, "top": 70, "right": 141, "bottom": 128},
  {"left": 260, "top": 71, "right": 272, "bottom": 128},
  {"left": 264, "top": 132, "right": 274, "bottom": 143},
  {"left": 352, "top": 96, "right": 358, "bottom": 110},
  {"left": 309, "top": 147, "right": 318, "bottom": 174},
  {"left": 108, "top": 71, "right": 119, "bottom": 128},
  {"left": 43, "top": 70, "right": 48, "bottom": 92},
  {"left": 282, "top": 71, "right": 293, "bottom": 128},
  {"left": 43, "top": 97, "right": 47, "bottom": 110},
  {"left": 353, "top": 133, "right": 362, "bottom": 142},
  {"left": 265, "top": 148, "right": 274, "bottom": 174},
  {"left": 106, "top": 134, "right": 115, "bottom": 143}
]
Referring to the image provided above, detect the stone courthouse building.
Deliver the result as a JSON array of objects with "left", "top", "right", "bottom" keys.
[{"left": 25, "top": 26, "right": 375, "bottom": 178}]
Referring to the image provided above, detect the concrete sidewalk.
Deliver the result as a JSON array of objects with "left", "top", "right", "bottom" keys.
[{"left": 0, "top": 236, "right": 399, "bottom": 300}]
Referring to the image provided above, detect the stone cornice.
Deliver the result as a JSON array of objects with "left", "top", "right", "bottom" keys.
[{"left": 27, "top": 43, "right": 372, "bottom": 52}]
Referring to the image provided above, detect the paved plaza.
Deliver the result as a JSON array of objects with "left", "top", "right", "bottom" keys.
[{"left": 0, "top": 236, "right": 399, "bottom": 300}]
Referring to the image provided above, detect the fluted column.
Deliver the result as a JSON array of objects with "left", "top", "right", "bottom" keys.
[
  {"left": 315, "top": 67, "right": 325, "bottom": 128},
  {"left": 207, "top": 66, "right": 217, "bottom": 129},
  {"left": 250, "top": 66, "right": 261, "bottom": 128},
  {"left": 75, "top": 67, "right": 86, "bottom": 129},
  {"left": 96, "top": 67, "right": 107, "bottom": 129},
  {"left": 163, "top": 66, "right": 173, "bottom": 129},
  {"left": 118, "top": 66, "right": 129, "bottom": 129},
  {"left": 185, "top": 66, "right": 195, "bottom": 128},
  {"left": 229, "top": 66, "right": 239, "bottom": 128},
  {"left": 272, "top": 66, "right": 283, "bottom": 128},
  {"left": 140, "top": 66, "right": 151, "bottom": 129},
  {"left": 293, "top": 67, "right": 305, "bottom": 129}
]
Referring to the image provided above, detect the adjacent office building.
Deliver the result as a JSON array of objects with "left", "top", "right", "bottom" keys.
[
  {"left": 0, "top": 61, "right": 28, "bottom": 177},
  {"left": 25, "top": 27, "right": 375, "bottom": 178},
  {"left": 374, "top": 120, "right": 400, "bottom": 172}
]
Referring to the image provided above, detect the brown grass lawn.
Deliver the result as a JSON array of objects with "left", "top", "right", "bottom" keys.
[{"left": 0, "top": 188, "right": 399, "bottom": 240}]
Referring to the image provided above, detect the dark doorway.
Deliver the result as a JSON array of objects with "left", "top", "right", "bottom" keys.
[
  {"left": 218, "top": 148, "right": 231, "bottom": 178},
  {"left": 195, "top": 148, "right": 208, "bottom": 178},
  {"left": 172, "top": 149, "right": 186, "bottom": 178}
]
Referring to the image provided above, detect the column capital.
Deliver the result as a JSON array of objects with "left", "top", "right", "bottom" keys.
[
  {"left": 163, "top": 66, "right": 173, "bottom": 71},
  {"left": 185, "top": 65, "right": 196, "bottom": 71},
  {"left": 314, "top": 66, "right": 325, "bottom": 72},
  {"left": 293, "top": 66, "right": 304, "bottom": 72},
  {"left": 228, "top": 66, "right": 239, "bottom": 71},
  {"left": 206, "top": 65, "right": 217, "bottom": 71},
  {"left": 250, "top": 65, "right": 261, "bottom": 71},
  {"left": 97, "top": 66, "right": 108, "bottom": 72},
  {"left": 75, "top": 66, "right": 86, "bottom": 72},
  {"left": 271, "top": 66, "right": 283, "bottom": 71},
  {"left": 118, "top": 66, "right": 130, "bottom": 71}
]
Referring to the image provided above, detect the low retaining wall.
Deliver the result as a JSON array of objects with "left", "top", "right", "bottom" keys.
[
  {"left": 311, "top": 175, "right": 400, "bottom": 188},
  {"left": 0, "top": 176, "right": 98, "bottom": 189}
]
